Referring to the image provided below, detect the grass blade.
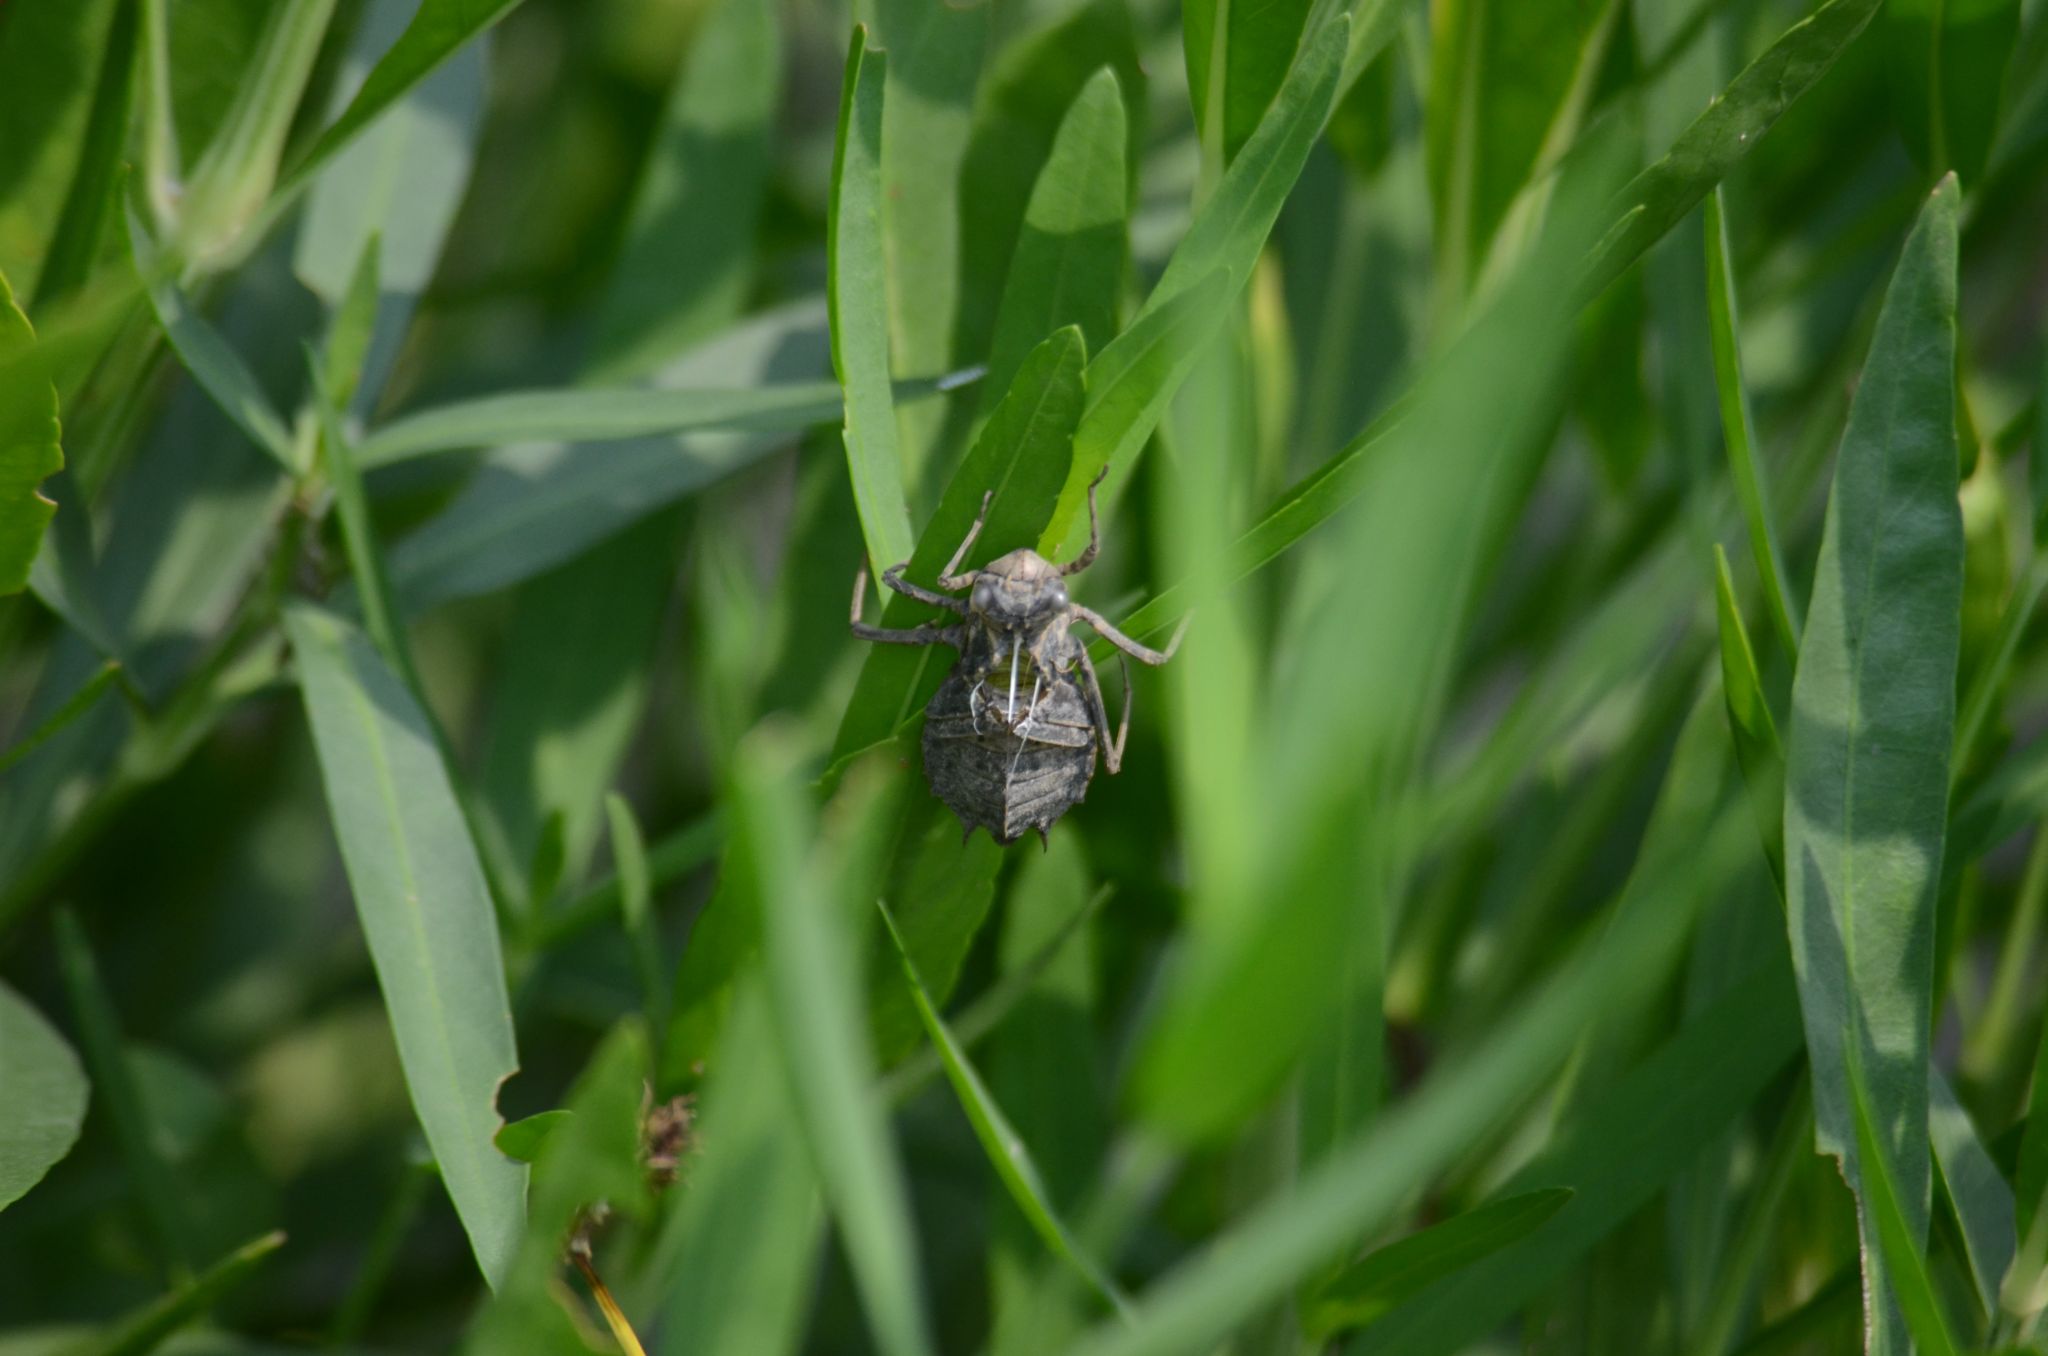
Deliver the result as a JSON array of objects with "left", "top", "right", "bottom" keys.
[
  {"left": 59, "top": 1229, "right": 286, "bottom": 1356},
  {"left": 605, "top": 793, "right": 668, "bottom": 1035},
  {"left": 2018, "top": 969, "right": 2048, "bottom": 1244},
  {"left": 0, "top": 979, "right": 88, "bottom": 1214},
  {"left": 1929, "top": 1070, "right": 2016, "bottom": 1322},
  {"left": 1782, "top": 174, "right": 1963, "bottom": 1352},
  {"left": 878, "top": 900, "right": 1130, "bottom": 1318},
  {"left": 0, "top": 660, "right": 121, "bottom": 776},
  {"left": 1183, "top": 0, "right": 1315, "bottom": 166},
  {"left": 1847, "top": 1055, "right": 1962, "bottom": 1356},
  {"left": 357, "top": 382, "right": 844, "bottom": 468},
  {"left": 1714, "top": 545, "right": 1786, "bottom": 888},
  {"left": 734, "top": 734, "right": 934, "bottom": 1356},
  {"left": 830, "top": 25, "right": 915, "bottom": 579},
  {"left": 285, "top": 602, "right": 526, "bottom": 1288},
  {"left": 28, "top": 0, "right": 136, "bottom": 311},
  {"left": 1705, "top": 188, "right": 1800, "bottom": 658},
  {"left": 1301, "top": 1189, "right": 1573, "bottom": 1340},
  {"left": 0, "top": 268, "right": 63, "bottom": 594}
]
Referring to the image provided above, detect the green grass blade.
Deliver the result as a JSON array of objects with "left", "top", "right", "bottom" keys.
[
  {"left": 866, "top": 809, "right": 1004, "bottom": 1067},
  {"left": 1705, "top": 188, "right": 1800, "bottom": 658},
  {"left": 588, "top": 0, "right": 780, "bottom": 378},
  {"left": 1882, "top": 0, "right": 2020, "bottom": 184},
  {"left": 28, "top": 0, "right": 135, "bottom": 311},
  {"left": 0, "top": 268, "right": 64, "bottom": 594},
  {"left": 1929, "top": 1070, "right": 2016, "bottom": 1322},
  {"left": 532, "top": 812, "right": 721, "bottom": 950},
  {"left": 282, "top": 0, "right": 525, "bottom": 196},
  {"left": 0, "top": 661, "right": 120, "bottom": 776},
  {"left": 1578, "top": 0, "right": 1882, "bottom": 303},
  {"left": 356, "top": 382, "right": 845, "bottom": 468},
  {"left": 981, "top": 65, "right": 1129, "bottom": 414},
  {"left": 734, "top": 734, "right": 934, "bottom": 1356},
  {"left": 2018, "top": 974, "right": 2048, "bottom": 1243},
  {"left": 126, "top": 211, "right": 298, "bottom": 472},
  {"left": 830, "top": 25, "right": 915, "bottom": 579},
  {"left": 285, "top": 602, "right": 526, "bottom": 1288},
  {"left": 1847, "top": 1054, "right": 1962, "bottom": 1356},
  {"left": 0, "top": 979, "right": 88, "bottom": 1214},
  {"left": 605, "top": 793, "right": 668, "bottom": 1034},
  {"left": 643, "top": 983, "right": 822, "bottom": 1356},
  {"left": 1183, "top": 0, "right": 1315, "bottom": 166},
  {"left": 831, "top": 325, "right": 1085, "bottom": 760},
  {"left": 1782, "top": 174, "right": 1963, "bottom": 1353},
  {"left": 1713, "top": 545, "right": 1786, "bottom": 889},
  {"left": 309, "top": 352, "right": 409, "bottom": 679},
  {"left": 53, "top": 910, "right": 194, "bottom": 1271},
  {"left": 60, "top": 1229, "right": 286, "bottom": 1356},
  {"left": 878, "top": 900, "right": 1130, "bottom": 1318},
  {"left": 1301, "top": 1189, "right": 1573, "bottom": 1340}
]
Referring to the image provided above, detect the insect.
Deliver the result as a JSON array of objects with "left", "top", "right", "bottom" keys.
[{"left": 850, "top": 470, "right": 1187, "bottom": 844}]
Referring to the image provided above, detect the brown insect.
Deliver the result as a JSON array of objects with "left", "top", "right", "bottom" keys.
[{"left": 850, "top": 470, "right": 1187, "bottom": 844}]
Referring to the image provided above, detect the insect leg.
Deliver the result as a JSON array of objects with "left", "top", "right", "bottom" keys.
[
  {"left": 1059, "top": 466, "right": 1110, "bottom": 576},
  {"left": 936, "top": 490, "right": 995, "bottom": 589},
  {"left": 880, "top": 562, "right": 967, "bottom": 613},
  {"left": 1072, "top": 605, "right": 1189, "bottom": 666},
  {"left": 1076, "top": 648, "right": 1129, "bottom": 773},
  {"left": 851, "top": 564, "right": 964, "bottom": 646}
]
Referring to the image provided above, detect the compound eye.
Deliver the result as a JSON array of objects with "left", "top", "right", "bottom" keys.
[
  {"left": 971, "top": 580, "right": 995, "bottom": 612},
  {"left": 1051, "top": 584, "right": 1069, "bottom": 608}
]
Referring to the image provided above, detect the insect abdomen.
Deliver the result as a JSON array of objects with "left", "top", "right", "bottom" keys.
[{"left": 922, "top": 673, "right": 1097, "bottom": 844}]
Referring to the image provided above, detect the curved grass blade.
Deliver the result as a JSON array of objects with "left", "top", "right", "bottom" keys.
[
  {"left": 59, "top": 1229, "right": 286, "bottom": 1356},
  {"left": 1705, "top": 188, "right": 1799, "bottom": 658},
  {"left": 831, "top": 25, "right": 914, "bottom": 579},
  {"left": 0, "top": 268, "right": 63, "bottom": 594},
  {"left": 1301, "top": 1189, "right": 1573, "bottom": 1340},
  {"left": 734, "top": 733, "right": 934, "bottom": 1356},
  {"left": 285, "top": 602, "right": 526, "bottom": 1288},
  {"left": 1714, "top": 545, "right": 1786, "bottom": 889},
  {"left": 1848, "top": 1054, "right": 1962, "bottom": 1356},
  {"left": 1782, "top": 174, "right": 1963, "bottom": 1354},
  {"left": 357, "top": 381, "right": 845, "bottom": 468},
  {"left": 0, "top": 980, "right": 88, "bottom": 1214},
  {"left": 127, "top": 210, "right": 298, "bottom": 472},
  {"left": 878, "top": 900, "right": 1130, "bottom": 1319}
]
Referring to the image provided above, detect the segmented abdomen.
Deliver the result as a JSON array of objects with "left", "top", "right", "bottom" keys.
[{"left": 922, "top": 672, "right": 1097, "bottom": 844}]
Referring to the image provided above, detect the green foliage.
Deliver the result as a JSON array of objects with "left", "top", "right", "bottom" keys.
[{"left": 6, "top": 1, "right": 2048, "bottom": 1352}]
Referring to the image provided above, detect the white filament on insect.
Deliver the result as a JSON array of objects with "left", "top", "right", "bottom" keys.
[
  {"left": 1005, "top": 642, "right": 1021, "bottom": 722},
  {"left": 1005, "top": 674, "right": 1043, "bottom": 804}
]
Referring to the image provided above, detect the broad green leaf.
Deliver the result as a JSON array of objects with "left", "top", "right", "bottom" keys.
[
  {"left": 492, "top": 1110, "right": 568, "bottom": 1164},
  {"left": 1301, "top": 1189, "right": 1573, "bottom": 1339},
  {"left": 1184, "top": 0, "right": 1315, "bottom": 165},
  {"left": 127, "top": 212, "right": 298, "bottom": 472},
  {"left": 1929, "top": 1070, "right": 2016, "bottom": 1321},
  {"left": 1884, "top": 0, "right": 2020, "bottom": 184},
  {"left": 981, "top": 67, "right": 1129, "bottom": 414},
  {"left": 1714, "top": 546, "right": 1786, "bottom": 889},
  {"left": 1348, "top": 959, "right": 1804, "bottom": 1354},
  {"left": 57, "top": 1230, "right": 285, "bottom": 1356},
  {"left": 588, "top": 0, "right": 780, "bottom": 378},
  {"left": 285, "top": 603, "right": 526, "bottom": 1288},
  {"left": 1705, "top": 189, "right": 1799, "bottom": 658},
  {"left": 830, "top": 26, "right": 915, "bottom": 580},
  {"left": 1065, "top": 779, "right": 1750, "bottom": 1356},
  {"left": 357, "top": 382, "right": 844, "bottom": 468},
  {"left": 734, "top": 735, "right": 933, "bottom": 1356},
  {"left": 878, "top": 900, "right": 1128, "bottom": 1317},
  {"left": 1783, "top": 175, "right": 1962, "bottom": 1356},
  {"left": 1579, "top": 0, "right": 1883, "bottom": 303},
  {"left": 831, "top": 325, "right": 1085, "bottom": 760},
  {"left": 642, "top": 984, "right": 821, "bottom": 1356},
  {"left": 54, "top": 911, "right": 194, "bottom": 1270},
  {"left": 0, "top": 981, "right": 88, "bottom": 1214},
  {"left": 1847, "top": 1056, "right": 1962, "bottom": 1356},
  {"left": 0, "top": 269, "right": 62, "bottom": 594},
  {"left": 282, "top": 0, "right": 525, "bottom": 197},
  {"left": 30, "top": 0, "right": 137, "bottom": 310}
]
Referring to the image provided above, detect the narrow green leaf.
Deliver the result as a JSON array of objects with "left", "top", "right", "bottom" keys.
[
  {"left": 1301, "top": 1189, "right": 1573, "bottom": 1339},
  {"left": 1884, "top": 0, "right": 2021, "bottom": 184},
  {"left": 1847, "top": 1055, "right": 1962, "bottom": 1356},
  {"left": 867, "top": 809, "right": 1003, "bottom": 1068},
  {"left": 53, "top": 911, "right": 193, "bottom": 1270},
  {"left": 2030, "top": 343, "right": 2048, "bottom": 544},
  {"left": 283, "top": 0, "right": 526, "bottom": 196},
  {"left": 59, "top": 1230, "right": 286, "bottom": 1356},
  {"left": 1714, "top": 545, "right": 1786, "bottom": 889},
  {"left": 1929, "top": 1070, "right": 2016, "bottom": 1321},
  {"left": 830, "top": 26, "right": 915, "bottom": 579},
  {"left": 319, "top": 235, "right": 382, "bottom": 413},
  {"left": 285, "top": 602, "right": 526, "bottom": 1288},
  {"left": 535, "top": 812, "right": 721, "bottom": 950},
  {"left": 1183, "top": 0, "right": 1315, "bottom": 164},
  {"left": 1579, "top": 0, "right": 1883, "bottom": 302},
  {"left": 29, "top": 0, "right": 137, "bottom": 310},
  {"left": 492, "top": 1110, "right": 569, "bottom": 1165},
  {"left": 831, "top": 325, "right": 1086, "bottom": 761},
  {"left": 1705, "top": 188, "right": 1800, "bottom": 658},
  {"left": 606, "top": 791, "right": 668, "bottom": 1034},
  {"left": 878, "top": 900, "right": 1129, "bottom": 1318},
  {"left": 1783, "top": 175, "right": 1962, "bottom": 1353},
  {"left": 981, "top": 66, "right": 1129, "bottom": 414},
  {"left": 0, "top": 661, "right": 122, "bottom": 776},
  {"left": 309, "top": 353, "right": 409, "bottom": 680},
  {"left": 357, "top": 382, "right": 844, "bottom": 468},
  {"left": 2018, "top": 972, "right": 2048, "bottom": 1242},
  {"left": 734, "top": 734, "right": 934, "bottom": 1356},
  {"left": 127, "top": 211, "right": 298, "bottom": 472},
  {"left": 0, "top": 268, "right": 63, "bottom": 594},
  {"left": 0, "top": 980, "right": 88, "bottom": 1214}
]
